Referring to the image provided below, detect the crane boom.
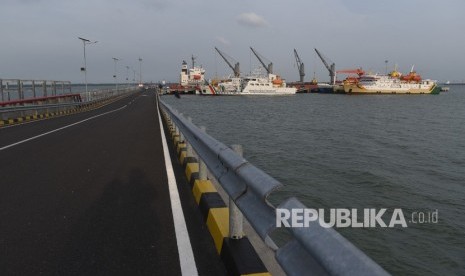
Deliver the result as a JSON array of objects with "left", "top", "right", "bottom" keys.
[
  {"left": 250, "top": 47, "right": 273, "bottom": 74},
  {"left": 314, "top": 48, "right": 336, "bottom": 85},
  {"left": 294, "top": 49, "right": 305, "bottom": 82},
  {"left": 214, "top": 47, "right": 240, "bottom": 77}
]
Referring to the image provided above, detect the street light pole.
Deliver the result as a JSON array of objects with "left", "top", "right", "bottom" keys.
[
  {"left": 133, "top": 69, "right": 136, "bottom": 86},
  {"left": 126, "top": 66, "right": 130, "bottom": 89},
  {"left": 112, "top": 57, "right": 119, "bottom": 93},
  {"left": 78, "top": 37, "right": 97, "bottom": 101},
  {"left": 138, "top": 57, "right": 143, "bottom": 86}
]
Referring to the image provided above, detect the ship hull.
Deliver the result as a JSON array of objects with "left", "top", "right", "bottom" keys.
[
  {"left": 196, "top": 84, "right": 217, "bottom": 95},
  {"left": 309, "top": 84, "right": 341, "bottom": 93},
  {"left": 240, "top": 88, "right": 296, "bottom": 95},
  {"left": 343, "top": 83, "right": 440, "bottom": 94},
  {"left": 216, "top": 89, "right": 296, "bottom": 95}
]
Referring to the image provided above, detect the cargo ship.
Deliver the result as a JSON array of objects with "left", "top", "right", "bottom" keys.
[
  {"left": 177, "top": 57, "right": 216, "bottom": 95},
  {"left": 287, "top": 78, "right": 318, "bottom": 93},
  {"left": 288, "top": 78, "right": 342, "bottom": 94},
  {"left": 343, "top": 68, "right": 440, "bottom": 94}
]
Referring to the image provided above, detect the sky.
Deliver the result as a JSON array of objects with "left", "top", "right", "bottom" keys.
[{"left": 1, "top": 0, "right": 465, "bottom": 84}]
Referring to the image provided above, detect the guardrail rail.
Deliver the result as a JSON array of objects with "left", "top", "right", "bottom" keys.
[
  {"left": 0, "top": 79, "right": 71, "bottom": 102},
  {"left": 159, "top": 98, "right": 390, "bottom": 276},
  {"left": 0, "top": 86, "right": 137, "bottom": 125}
]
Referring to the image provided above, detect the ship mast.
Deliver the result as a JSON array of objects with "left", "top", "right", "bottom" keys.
[{"left": 191, "top": 55, "right": 197, "bottom": 68}]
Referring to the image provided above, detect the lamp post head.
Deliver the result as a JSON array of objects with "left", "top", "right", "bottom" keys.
[{"left": 79, "top": 37, "right": 98, "bottom": 45}]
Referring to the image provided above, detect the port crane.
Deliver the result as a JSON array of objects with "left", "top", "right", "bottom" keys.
[
  {"left": 250, "top": 47, "right": 273, "bottom": 74},
  {"left": 314, "top": 48, "right": 336, "bottom": 85},
  {"left": 214, "top": 47, "right": 240, "bottom": 77},
  {"left": 293, "top": 49, "right": 305, "bottom": 82}
]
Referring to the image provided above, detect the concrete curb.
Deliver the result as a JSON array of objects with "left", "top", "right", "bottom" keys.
[{"left": 163, "top": 113, "right": 271, "bottom": 276}]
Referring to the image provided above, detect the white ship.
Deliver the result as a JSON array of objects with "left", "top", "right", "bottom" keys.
[
  {"left": 343, "top": 68, "right": 440, "bottom": 94},
  {"left": 217, "top": 69, "right": 296, "bottom": 96},
  {"left": 216, "top": 77, "right": 243, "bottom": 95}
]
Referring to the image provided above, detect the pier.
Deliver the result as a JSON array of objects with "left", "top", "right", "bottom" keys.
[
  {"left": 0, "top": 90, "right": 227, "bottom": 274},
  {"left": 0, "top": 85, "right": 389, "bottom": 275}
]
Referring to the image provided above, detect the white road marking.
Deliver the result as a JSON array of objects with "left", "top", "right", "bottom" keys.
[
  {"left": 0, "top": 105, "right": 127, "bottom": 152},
  {"left": 156, "top": 99, "right": 198, "bottom": 276}
]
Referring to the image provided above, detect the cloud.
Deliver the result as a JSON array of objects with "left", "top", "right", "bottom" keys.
[
  {"left": 216, "top": 36, "right": 230, "bottom": 46},
  {"left": 236, "top": 12, "right": 268, "bottom": 28}
]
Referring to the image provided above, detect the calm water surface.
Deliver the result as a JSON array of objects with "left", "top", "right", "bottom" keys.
[{"left": 161, "top": 87, "right": 465, "bottom": 275}]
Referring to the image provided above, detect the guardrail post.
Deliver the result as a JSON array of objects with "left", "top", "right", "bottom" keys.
[
  {"left": 176, "top": 113, "right": 183, "bottom": 142},
  {"left": 32, "top": 80, "right": 36, "bottom": 98},
  {"left": 175, "top": 112, "right": 181, "bottom": 140},
  {"left": 199, "top": 126, "right": 207, "bottom": 180},
  {"left": 7, "top": 81, "right": 11, "bottom": 101},
  {"left": 0, "top": 79, "right": 3, "bottom": 102},
  {"left": 174, "top": 118, "right": 178, "bottom": 135},
  {"left": 52, "top": 81, "right": 57, "bottom": 96},
  {"left": 230, "top": 144, "right": 244, "bottom": 239},
  {"left": 42, "top": 81, "right": 47, "bottom": 97},
  {"left": 186, "top": 117, "right": 193, "bottom": 157},
  {"left": 18, "top": 80, "right": 23, "bottom": 100}
]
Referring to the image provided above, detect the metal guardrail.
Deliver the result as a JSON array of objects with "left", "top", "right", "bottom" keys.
[
  {"left": 0, "top": 94, "right": 82, "bottom": 107},
  {"left": 0, "top": 102, "right": 83, "bottom": 113},
  {"left": 0, "top": 89, "right": 135, "bottom": 121},
  {"left": 0, "top": 79, "right": 71, "bottom": 102},
  {"left": 79, "top": 88, "right": 136, "bottom": 102},
  {"left": 159, "top": 99, "right": 389, "bottom": 276}
]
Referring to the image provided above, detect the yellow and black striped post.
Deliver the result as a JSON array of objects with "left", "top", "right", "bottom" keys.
[{"left": 162, "top": 111, "right": 270, "bottom": 276}]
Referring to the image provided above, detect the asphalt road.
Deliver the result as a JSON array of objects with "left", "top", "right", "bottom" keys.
[{"left": 0, "top": 91, "right": 226, "bottom": 275}]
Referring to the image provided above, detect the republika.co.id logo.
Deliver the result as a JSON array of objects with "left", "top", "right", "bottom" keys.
[{"left": 276, "top": 208, "right": 438, "bottom": 228}]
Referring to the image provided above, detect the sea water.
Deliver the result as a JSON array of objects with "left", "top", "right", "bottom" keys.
[{"left": 161, "top": 87, "right": 465, "bottom": 275}]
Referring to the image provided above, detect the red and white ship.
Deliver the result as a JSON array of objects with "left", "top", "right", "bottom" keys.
[{"left": 179, "top": 56, "right": 216, "bottom": 95}]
